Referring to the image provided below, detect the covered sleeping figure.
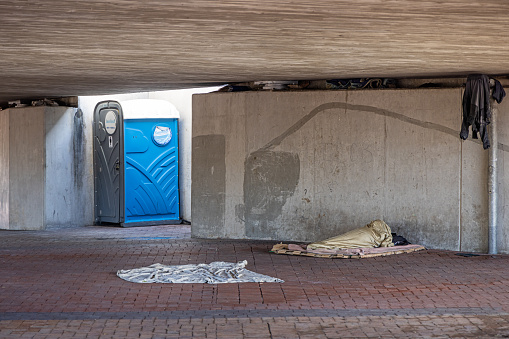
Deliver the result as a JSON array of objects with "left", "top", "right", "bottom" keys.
[
  {"left": 307, "top": 219, "right": 393, "bottom": 250},
  {"left": 271, "top": 219, "right": 424, "bottom": 258}
]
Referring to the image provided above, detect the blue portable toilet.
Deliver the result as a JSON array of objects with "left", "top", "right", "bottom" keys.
[{"left": 93, "top": 99, "right": 180, "bottom": 226}]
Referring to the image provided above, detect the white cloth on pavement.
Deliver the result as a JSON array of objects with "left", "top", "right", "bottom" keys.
[{"left": 117, "top": 260, "right": 284, "bottom": 284}]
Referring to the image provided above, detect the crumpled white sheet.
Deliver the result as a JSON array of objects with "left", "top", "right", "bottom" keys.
[{"left": 117, "top": 260, "right": 284, "bottom": 284}]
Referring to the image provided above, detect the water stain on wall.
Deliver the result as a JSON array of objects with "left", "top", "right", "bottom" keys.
[
  {"left": 73, "top": 108, "right": 84, "bottom": 190},
  {"left": 241, "top": 150, "right": 300, "bottom": 238}
]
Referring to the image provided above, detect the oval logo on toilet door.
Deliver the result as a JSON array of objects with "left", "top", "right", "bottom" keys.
[{"left": 104, "top": 111, "right": 117, "bottom": 135}]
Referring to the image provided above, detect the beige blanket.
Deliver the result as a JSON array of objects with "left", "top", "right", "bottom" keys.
[{"left": 307, "top": 219, "right": 393, "bottom": 250}]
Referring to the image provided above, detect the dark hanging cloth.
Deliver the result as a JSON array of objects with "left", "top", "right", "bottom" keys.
[
  {"left": 460, "top": 74, "right": 491, "bottom": 149},
  {"left": 492, "top": 79, "right": 506, "bottom": 104}
]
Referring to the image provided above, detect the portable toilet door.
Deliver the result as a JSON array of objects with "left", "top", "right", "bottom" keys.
[
  {"left": 93, "top": 101, "right": 125, "bottom": 224},
  {"left": 120, "top": 99, "right": 180, "bottom": 226}
]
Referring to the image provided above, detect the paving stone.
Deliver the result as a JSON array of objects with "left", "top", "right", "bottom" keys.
[{"left": 3, "top": 225, "right": 509, "bottom": 337}]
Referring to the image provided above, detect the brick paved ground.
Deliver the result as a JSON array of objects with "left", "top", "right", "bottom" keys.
[{"left": 2, "top": 225, "right": 509, "bottom": 338}]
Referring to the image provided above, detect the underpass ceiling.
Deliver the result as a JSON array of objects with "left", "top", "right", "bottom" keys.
[{"left": 1, "top": 0, "right": 509, "bottom": 103}]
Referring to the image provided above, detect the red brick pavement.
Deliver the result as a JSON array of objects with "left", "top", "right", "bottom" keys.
[{"left": 2, "top": 225, "right": 509, "bottom": 338}]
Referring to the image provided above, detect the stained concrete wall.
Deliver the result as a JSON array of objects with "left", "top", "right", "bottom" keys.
[
  {"left": 192, "top": 89, "right": 507, "bottom": 252},
  {"left": 0, "top": 106, "right": 86, "bottom": 230},
  {"left": 44, "top": 107, "right": 89, "bottom": 227}
]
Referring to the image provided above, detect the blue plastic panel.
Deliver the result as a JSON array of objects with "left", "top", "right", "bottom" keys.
[{"left": 124, "top": 118, "right": 179, "bottom": 223}]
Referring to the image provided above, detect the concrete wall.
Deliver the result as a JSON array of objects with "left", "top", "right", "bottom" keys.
[
  {"left": 44, "top": 107, "right": 89, "bottom": 227},
  {"left": 0, "top": 106, "right": 85, "bottom": 230},
  {"left": 192, "top": 89, "right": 508, "bottom": 252}
]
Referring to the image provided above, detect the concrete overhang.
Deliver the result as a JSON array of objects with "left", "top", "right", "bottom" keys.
[{"left": 1, "top": 0, "right": 509, "bottom": 104}]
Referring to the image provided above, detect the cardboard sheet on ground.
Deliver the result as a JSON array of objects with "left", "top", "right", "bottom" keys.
[
  {"left": 117, "top": 260, "right": 284, "bottom": 284},
  {"left": 271, "top": 220, "right": 425, "bottom": 259}
]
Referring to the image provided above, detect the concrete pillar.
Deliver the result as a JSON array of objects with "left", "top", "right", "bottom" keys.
[
  {"left": 488, "top": 100, "right": 499, "bottom": 254},
  {"left": 0, "top": 106, "right": 92, "bottom": 230}
]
